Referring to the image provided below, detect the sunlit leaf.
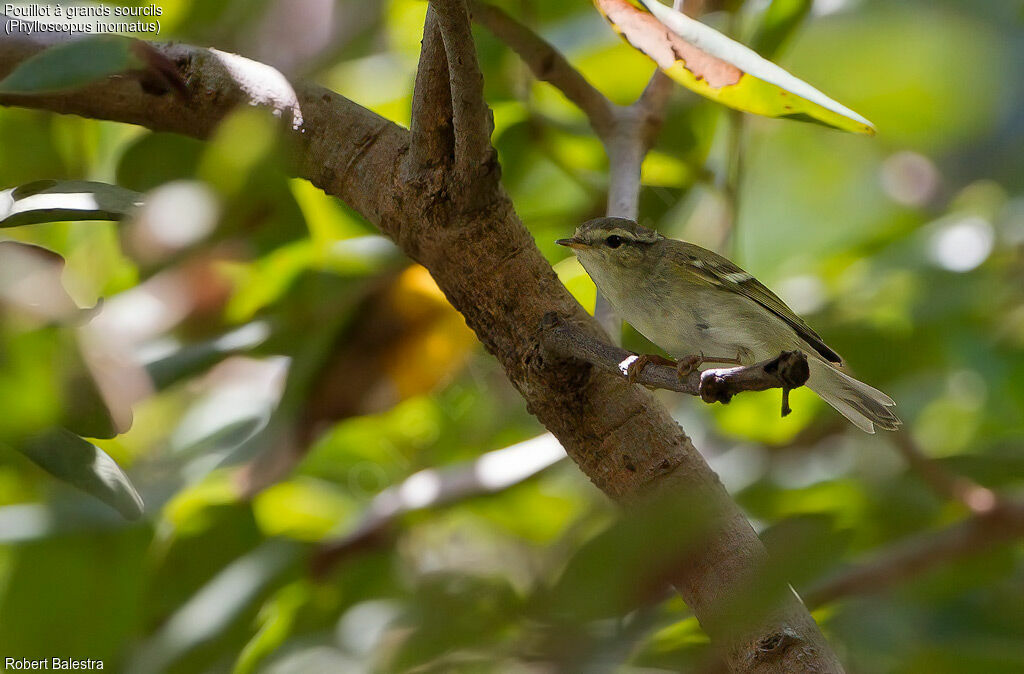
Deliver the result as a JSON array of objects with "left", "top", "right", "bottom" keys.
[
  {"left": 253, "top": 479, "right": 356, "bottom": 542},
  {"left": 647, "top": 616, "right": 709, "bottom": 654},
  {"left": 234, "top": 582, "right": 311, "bottom": 674},
  {"left": 0, "top": 179, "right": 142, "bottom": 228},
  {"left": 161, "top": 473, "right": 239, "bottom": 536},
  {"left": 593, "top": 0, "right": 874, "bottom": 134},
  {"left": 0, "top": 327, "right": 63, "bottom": 443},
  {"left": 553, "top": 256, "right": 596, "bottom": 315},
  {"left": 711, "top": 383, "right": 820, "bottom": 444},
  {"left": 18, "top": 428, "right": 144, "bottom": 520}
]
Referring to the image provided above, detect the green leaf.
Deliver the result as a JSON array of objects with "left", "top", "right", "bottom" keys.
[
  {"left": 751, "top": 0, "right": 814, "bottom": 58},
  {"left": 144, "top": 322, "right": 272, "bottom": 391},
  {"left": 0, "top": 179, "right": 142, "bottom": 228},
  {"left": 0, "top": 35, "right": 143, "bottom": 94},
  {"left": 538, "top": 491, "right": 716, "bottom": 622},
  {"left": 116, "top": 132, "right": 205, "bottom": 192},
  {"left": 128, "top": 541, "right": 300, "bottom": 673},
  {"left": 18, "top": 428, "right": 144, "bottom": 520},
  {"left": 233, "top": 582, "right": 311, "bottom": 674},
  {"left": 594, "top": 0, "right": 874, "bottom": 134}
]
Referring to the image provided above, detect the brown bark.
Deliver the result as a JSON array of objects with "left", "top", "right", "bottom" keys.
[{"left": 0, "top": 7, "right": 843, "bottom": 671}]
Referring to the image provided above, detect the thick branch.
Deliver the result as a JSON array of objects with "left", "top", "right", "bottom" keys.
[
  {"left": 0, "top": 20, "right": 407, "bottom": 229},
  {"left": 431, "top": 0, "right": 495, "bottom": 174},
  {"left": 539, "top": 312, "right": 809, "bottom": 409},
  {"left": 471, "top": 1, "right": 616, "bottom": 137}
]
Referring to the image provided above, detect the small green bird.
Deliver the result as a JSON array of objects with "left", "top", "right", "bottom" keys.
[{"left": 557, "top": 217, "right": 900, "bottom": 433}]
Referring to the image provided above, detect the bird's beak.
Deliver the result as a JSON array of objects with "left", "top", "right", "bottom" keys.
[{"left": 556, "top": 237, "right": 588, "bottom": 250}]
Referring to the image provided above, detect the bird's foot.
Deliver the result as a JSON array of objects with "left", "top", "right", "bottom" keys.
[
  {"left": 676, "top": 352, "right": 743, "bottom": 379},
  {"left": 626, "top": 353, "right": 676, "bottom": 383}
]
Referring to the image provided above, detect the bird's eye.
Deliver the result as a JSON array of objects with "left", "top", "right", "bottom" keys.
[{"left": 605, "top": 235, "right": 624, "bottom": 249}]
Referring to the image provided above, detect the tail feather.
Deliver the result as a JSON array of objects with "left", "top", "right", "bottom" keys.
[{"left": 806, "top": 359, "right": 901, "bottom": 433}]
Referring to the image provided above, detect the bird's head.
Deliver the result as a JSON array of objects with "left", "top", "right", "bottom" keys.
[{"left": 556, "top": 217, "right": 664, "bottom": 271}]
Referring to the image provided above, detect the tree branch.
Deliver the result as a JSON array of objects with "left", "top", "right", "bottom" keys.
[
  {"left": 470, "top": 1, "right": 616, "bottom": 137},
  {"left": 312, "top": 433, "right": 566, "bottom": 575},
  {"left": 540, "top": 312, "right": 810, "bottom": 411},
  {"left": 890, "top": 431, "right": 998, "bottom": 513},
  {"left": 430, "top": 0, "right": 495, "bottom": 175},
  {"left": 467, "top": 1, "right": 689, "bottom": 339},
  {"left": 636, "top": 71, "right": 675, "bottom": 142},
  {"left": 0, "top": 23, "right": 845, "bottom": 671},
  {"left": 805, "top": 500, "right": 1024, "bottom": 609},
  {"left": 0, "top": 20, "right": 408, "bottom": 229},
  {"left": 407, "top": 7, "right": 455, "bottom": 173},
  {"left": 634, "top": 0, "right": 692, "bottom": 146}
]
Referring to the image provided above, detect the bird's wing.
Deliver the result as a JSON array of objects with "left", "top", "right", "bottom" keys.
[{"left": 672, "top": 242, "right": 842, "bottom": 363}]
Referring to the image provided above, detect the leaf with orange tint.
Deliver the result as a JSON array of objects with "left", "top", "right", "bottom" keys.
[{"left": 593, "top": 0, "right": 874, "bottom": 134}]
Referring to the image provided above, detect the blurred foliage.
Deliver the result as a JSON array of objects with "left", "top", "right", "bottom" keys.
[{"left": 0, "top": 0, "right": 1022, "bottom": 672}]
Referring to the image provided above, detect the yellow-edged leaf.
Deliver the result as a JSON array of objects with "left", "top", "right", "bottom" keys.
[{"left": 593, "top": 0, "right": 874, "bottom": 134}]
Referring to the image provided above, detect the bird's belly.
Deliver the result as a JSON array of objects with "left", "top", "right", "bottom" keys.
[{"left": 618, "top": 286, "right": 792, "bottom": 365}]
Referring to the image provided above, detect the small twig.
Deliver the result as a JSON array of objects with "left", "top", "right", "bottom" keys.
[
  {"left": 539, "top": 312, "right": 809, "bottom": 411},
  {"left": 471, "top": 1, "right": 616, "bottom": 137},
  {"left": 470, "top": 1, "right": 690, "bottom": 345},
  {"left": 633, "top": 0, "right": 691, "bottom": 147},
  {"left": 601, "top": 0, "right": 688, "bottom": 341},
  {"left": 722, "top": 109, "right": 745, "bottom": 256},
  {"left": 717, "top": 5, "right": 746, "bottom": 257},
  {"left": 804, "top": 499, "right": 1024, "bottom": 609}
]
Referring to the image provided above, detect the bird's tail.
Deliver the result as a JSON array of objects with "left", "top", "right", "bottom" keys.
[{"left": 806, "top": 358, "right": 901, "bottom": 433}]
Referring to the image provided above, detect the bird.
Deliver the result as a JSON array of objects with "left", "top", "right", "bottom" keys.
[{"left": 557, "top": 217, "right": 900, "bottom": 433}]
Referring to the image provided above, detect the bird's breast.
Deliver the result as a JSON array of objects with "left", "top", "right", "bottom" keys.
[{"left": 591, "top": 268, "right": 776, "bottom": 362}]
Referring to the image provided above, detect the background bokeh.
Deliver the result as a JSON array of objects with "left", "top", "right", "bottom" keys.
[{"left": 0, "top": 0, "right": 1022, "bottom": 672}]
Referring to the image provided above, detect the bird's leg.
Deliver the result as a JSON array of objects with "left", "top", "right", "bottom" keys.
[
  {"left": 676, "top": 352, "right": 743, "bottom": 379},
  {"left": 626, "top": 353, "right": 676, "bottom": 383}
]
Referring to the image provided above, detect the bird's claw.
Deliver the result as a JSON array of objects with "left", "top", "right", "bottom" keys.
[
  {"left": 626, "top": 353, "right": 676, "bottom": 383},
  {"left": 675, "top": 352, "right": 744, "bottom": 380},
  {"left": 676, "top": 354, "right": 704, "bottom": 378}
]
